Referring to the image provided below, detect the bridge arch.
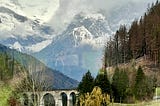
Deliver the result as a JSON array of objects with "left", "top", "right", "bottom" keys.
[
  {"left": 21, "top": 89, "right": 78, "bottom": 106},
  {"left": 61, "top": 92, "right": 68, "bottom": 106},
  {"left": 43, "top": 93, "right": 55, "bottom": 106},
  {"left": 69, "top": 92, "right": 76, "bottom": 106}
]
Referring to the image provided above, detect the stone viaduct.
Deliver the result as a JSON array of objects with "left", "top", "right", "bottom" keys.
[{"left": 21, "top": 89, "right": 78, "bottom": 106}]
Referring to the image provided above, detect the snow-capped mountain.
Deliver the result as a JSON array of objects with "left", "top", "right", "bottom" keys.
[
  {"left": 0, "top": 0, "right": 59, "bottom": 23},
  {"left": 70, "top": 13, "right": 113, "bottom": 48},
  {"left": 33, "top": 0, "right": 152, "bottom": 80},
  {"left": 0, "top": 0, "right": 155, "bottom": 81},
  {"left": 73, "top": 26, "right": 93, "bottom": 47},
  {"left": 33, "top": 13, "right": 113, "bottom": 80},
  {"left": 0, "top": 0, "right": 55, "bottom": 53}
]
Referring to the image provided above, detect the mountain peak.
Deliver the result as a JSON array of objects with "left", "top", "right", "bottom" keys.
[{"left": 73, "top": 26, "right": 93, "bottom": 47}]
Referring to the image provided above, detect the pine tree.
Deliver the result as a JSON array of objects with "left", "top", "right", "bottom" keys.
[
  {"left": 94, "top": 69, "right": 111, "bottom": 94},
  {"left": 114, "top": 31, "right": 120, "bottom": 65},
  {"left": 118, "top": 25, "right": 128, "bottom": 63},
  {"left": 134, "top": 66, "right": 146, "bottom": 100},
  {"left": 133, "top": 66, "right": 155, "bottom": 100},
  {"left": 77, "top": 71, "right": 94, "bottom": 94},
  {"left": 112, "top": 67, "right": 129, "bottom": 102}
]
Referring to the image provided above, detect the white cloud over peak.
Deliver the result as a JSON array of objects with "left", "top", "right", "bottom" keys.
[
  {"left": 15, "top": 0, "right": 60, "bottom": 22},
  {"left": 0, "top": 0, "right": 156, "bottom": 34},
  {"left": 49, "top": 0, "right": 156, "bottom": 33}
]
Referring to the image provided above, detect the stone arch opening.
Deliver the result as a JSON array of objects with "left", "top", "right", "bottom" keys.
[
  {"left": 30, "top": 94, "right": 38, "bottom": 106},
  {"left": 22, "top": 94, "right": 28, "bottom": 106},
  {"left": 61, "top": 92, "right": 68, "bottom": 106},
  {"left": 43, "top": 93, "right": 55, "bottom": 106},
  {"left": 69, "top": 92, "right": 76, "bottom": 106}
]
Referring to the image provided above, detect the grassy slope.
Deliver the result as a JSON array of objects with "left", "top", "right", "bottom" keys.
[
  {"left": 157, "top": 88, "right": 160, "bottom": 96},
  {"left": 110, "top": 101, "right": 160, "bottom": 106},
  {"left": 107, "top": 56, "right": 160, "bottom": 86},
  {"left": 107, "top": 57, "right": 160, "bottom": 106},
  {"left": 155, "top": 87, "right": 160, "bottom": 96}
]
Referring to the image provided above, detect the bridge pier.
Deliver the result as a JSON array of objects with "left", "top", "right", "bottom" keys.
[
  {"left": 67, "top": 99, "right": 70, "bottom": 106},
  {"left": 54, "top": 98, "right": 60, "bottom": 106}
]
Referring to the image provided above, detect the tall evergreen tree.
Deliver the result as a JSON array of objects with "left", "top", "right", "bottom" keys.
[
  {"left": 77, "top": 71, "right": 94, "bottom": 94},
  {"left": 112, "top": 67, "right": 129, "bottom": 103},
  {"left": 134, "top": 66, "right": 146, "bottom": 100},
  {"left": 94, "top": 69, "right": 111, "bottom": 94},
  {"left": 118, "top": 25, "right": 128, "bottom": 63},
  {"left": 114, "top": 31, "right": 120, "bottom": 65}
]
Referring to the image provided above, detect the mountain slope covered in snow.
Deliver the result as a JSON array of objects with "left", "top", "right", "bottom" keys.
[{"left": 0, "top": 0, "right": 56, "bottom": 53}]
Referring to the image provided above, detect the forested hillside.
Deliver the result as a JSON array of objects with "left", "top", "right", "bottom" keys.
[
  {"left": 0, "top": 44, "right": 78, "bottom": 89},
  {"left": 77, "top": 1, "right": 160, "bottom": 104},
  {"left": 0, "top": 44, "right": 24, "bottom": 81},
  {"left": 105, "top": 0, "right": 160, "bottom": 67}
]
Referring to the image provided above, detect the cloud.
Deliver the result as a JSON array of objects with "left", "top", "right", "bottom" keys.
[
  {"left": 17, "top": 0, "right": 60, "bottom": 22},
  {"left": 48, "top": 0, "right": 156, "bottom": 33}
]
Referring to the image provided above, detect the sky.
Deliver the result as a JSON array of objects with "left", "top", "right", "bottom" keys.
[
  {"left": 18, "top": 0, "right": 59, "bottom": 22},
  {"left": 48, "top": 0, "right": 157, "bottom": 33},
  {"left": 1, "top": 0, "right": 157, "bottom": 34}
]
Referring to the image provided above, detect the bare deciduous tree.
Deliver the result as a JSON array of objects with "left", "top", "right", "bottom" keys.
[{"left": 16, "top": 60, "right": 54, "bottom": 106}]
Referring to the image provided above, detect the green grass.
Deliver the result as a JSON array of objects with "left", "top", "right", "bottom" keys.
[
  {"left": 108, "top": 88, "right": 160, "bottom": 106},
  {"left": 109, "top": 101, "right": 160, "bottom": 106},
  {"left": 157, "top": 87, "right": 160, "bottom": 96}
]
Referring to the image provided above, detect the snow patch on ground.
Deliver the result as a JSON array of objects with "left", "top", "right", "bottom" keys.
[{"left": 11, "top": 41, "right": 23, "bottom": 52}]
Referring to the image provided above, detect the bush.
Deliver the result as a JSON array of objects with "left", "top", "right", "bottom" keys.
[
  {"left": 79, "top": 86, "right": 110, "bottom": 106},
  {"left": 0, "top": 84, "right": 13, "bottom": 106},
  {"left": 0, "top": 83, "right": 21, "bottom": 106}
]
